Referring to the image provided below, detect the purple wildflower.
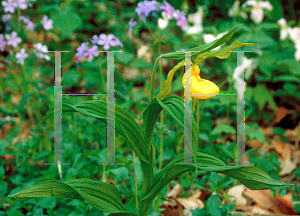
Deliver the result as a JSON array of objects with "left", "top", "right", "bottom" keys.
[
  {"left": 41, "top": 15, "right": 53, "bottom": 30},
  {"left": 15, "top": 0, "right": 27, "bottom": 9},
  {"left": 90, "top": 35, "right": 99, "bottom": 44},
  {"left": 135, "top": 0, "right": 159, "bottom": 22},
  {"left": 128, "top": 18, "right": 137, "bottom": 35},
  {"left": 26, "top": 21, "right": 35, "bottom": 31},
  {"left": 33, "top": 43, "right": 50, "bottom": 60},
  {"left": 96, "top": 34, "right": 117, "bottom": 50},
  {"left": 5, "top": 31, "right": 22, "bottom": 48},
  {"left": 83, "top": 45, "right": 99, "bottom": 62},
  {"left": 19, "top": 16, "right": 35, "bottom": 31},
  {"left": 0, "top": 34, "right": 6, "bottom": 52},
  {"left": 16, "top": 48, "right": 28, "bottom": 65},
  {"left": 90, "top": 34, "right": 123, "bottom": 50},
  {"left": 75, "top": 42, "right": 89, "bottom": 63},
  {"left": 2, "top": 0, "right": 17, "bottom": 13},
  {"left": 19, "top": 16, "right": 29, "bottom": 22},
  {"left": 112, "top": 35, "right": 123, "bottom": 47},
  {"left": 160, "top": 0, "right": 175, "bottom": 19},
  {"left": 2, "top": 14, "right": 12, "bottom": 22},
  {"left": 175, "top": 10, "right": 188, "bottom": 31}
]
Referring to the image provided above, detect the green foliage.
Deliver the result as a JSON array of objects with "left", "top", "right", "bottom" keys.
[
  {"left": 7, "top": 23, "right": 294, "bottom": 212},
  {"left": 2, "top": 0, "right": 300, "bottom": 214},
  {"left": 11, "top": 96, "right": 289, "bottom": 214},
  {"left": 152, "top": 25, "right": 257, "bottom": 101},
  {"left": 8, "top": 178, "right": 135, "bottom": 215},
  {"left": 52, "top": 7, "right": 82, "bottom": 37},
  {"left": 253, "top": 84, "right": 277, "bottom": 111},
  {"left": 9, "top": 94, "right": 291, "bottom": 215},
  {"left": 211, "top": 124, "right": 236, "bottom": 135}
]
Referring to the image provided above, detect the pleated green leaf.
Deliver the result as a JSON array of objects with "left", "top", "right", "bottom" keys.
[
  {"left": 40, "top": 100, "right": 154, "bottom": 199},
  {"left": 8, "top": 178, "right": 136, "bottom": 215},
  {"left": 194, "top": 41, "right": 257, "bottom": 65},
  {"left": 142, "top": 153, "right": 292, "bottom": 203},
  {"left": 41, "top": 100, "right": 148, "bottom": 165},
  {"left": 143, "top": 95, "right": 199, "bottom": 163},
  {"left": 161, "top": 25, "right": 242, "bottom": 60},
  {"left": 155, "top": 60, "right": 184, "bottom": 99}
]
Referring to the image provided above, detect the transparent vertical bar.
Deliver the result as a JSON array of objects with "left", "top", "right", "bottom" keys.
[
  {"left": 176, "top": 51, "right": 201, "bottom": 165},
  {"left": 99, "top": 51, "right": 123, "bottom": 165},
  {"left": 46, "top": 51, "right": 71, "bottom": 166},
  {"left": 184, "top": 52, "right": 192, "bottom": 164},
  {"left": 229, "top": 51, "right": 253, "bottom": 165}
]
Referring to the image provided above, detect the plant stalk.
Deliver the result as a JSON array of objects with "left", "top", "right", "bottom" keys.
[
  {"left": 133, "top": 151, "right": 139, "bottom": 213},
  {"left": 102, "top": 164, "right": 107, "bottom": 182}
]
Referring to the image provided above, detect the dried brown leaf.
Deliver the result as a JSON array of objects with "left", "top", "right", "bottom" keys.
[
  {"left": 276, "top": 192, "right": 298, "bottom": 215},
  {"left": 161, "top": 197, "right": 184, "bottom": 216},
  {"left": 244, "top": 188, "right": 283, "bottom": 214},
  {"left": 226, "top": 185, "right": 247, "bottom": 210}
]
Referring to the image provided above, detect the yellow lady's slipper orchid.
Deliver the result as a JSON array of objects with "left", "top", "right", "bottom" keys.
[{"left": 182, "top": 65, "right": 219, "bottom": 99}]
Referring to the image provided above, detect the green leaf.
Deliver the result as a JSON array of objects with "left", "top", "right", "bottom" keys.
[
  {"left": 37, "top": 197, "right": 57, "bottom": 209},
  {"left": 194, "top": 41, "right": 257, "bottom": 65},
  {"left": 155, "top": 60, "right": 184, "bottom": 99},
  {"left": 154, "top": 41, "right": 256, "bottom": 101},
  {"left": 161, "top": 25, "right": 243, "bottom": 60},
  {"left": 134, "top": 157, "right": 143, "bottom": 186},
  {"left": 150, "top": 25, "right": 246, "bottom": 102},
  {"left": 52, "top": 10, "right": 82, "bottom": 37},
  {"left": 40, "top": 99, "right": 154, "bottom": 204},
  {"left": 8, "top": 179, "right": 135, "bottom": 215},
  {"left": 273, "top": 75, "right": 300, "bottom": 83},
  {"left": 106, "top": 167, "right": 129, "bottom": 180},
  {"left": 143, "top": 96, "right": 199, "bottom": 164},
  {"left": 207, "top": 195, "right": 221, "bottom": 216},
  {"left": 142, "top": 153, "right": 291, "bottom": 206},
  {"left": 277, "top": 59, "right": 300, "bottom": 75},
  {"left": 7, "top": 210, "right": 24, "bottom": 216},
  {"left": 269, "top": 0, "right": 283, "bottom": 21},
  {"left": 141, "top": 95, "right": 199, "bottom": 210},
  {"left": 283, "top": 83, "right": 298, "bottom": 94},
  {"left": 211, "top": 124, "right": 236, "bottom": 135},
  {"left": 0, "top": 182, "right": 8, "bottom": 197},
  {"left": 0, "top": 166, "right": 4, "bottom": 180},
  {"left": 253, "top": 84, "right": 276, "bottom": 111},
  {"left": 246, "top": 125, "right": 266, "bottom": 144},
  {"left": 40, "top": 100, "right": 147, "bottom": 165}
]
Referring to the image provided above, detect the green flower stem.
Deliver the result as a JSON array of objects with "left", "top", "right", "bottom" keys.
[
  {"left": 150, "top": 57, "right": 160, "bottom": 102},
  {"left": 217, "top": 79, "right": 227, "bottom": 89},
  {"left": 157, "top": 28, "right": 164, "bottom": 214},
  {"left": 197, "top": 100, "right": 204, "bottom": 151},
  {"left": 102, "top": 164, "right": 107, "bottom": 182},
  {"left": 153, "top": 137, "right": 157, "bottom": 173},
  {"left": 133, "top": 151, "right": 139, "bottom": 213},
  {"left": 196, "top": 100, "right": 202, "bottom": 127},
  {"left": 158, "top": 29, "right": 164, "bottom": 172}
]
